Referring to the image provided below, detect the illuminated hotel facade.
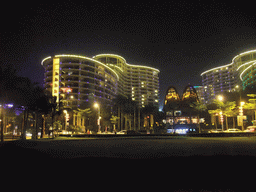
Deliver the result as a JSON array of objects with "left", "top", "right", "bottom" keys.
[
  {"left": 201, "top": 50, "right": 256, "bottom": 103},
  {"left": 93, "top": 54, "right": 160, "bottom": 108},
  {"left": 41, "top": 54, "right": 160, "bottom": 108}
]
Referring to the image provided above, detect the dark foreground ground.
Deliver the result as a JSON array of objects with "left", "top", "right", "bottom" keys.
[{"left": 1, "top": 136, "right": 256, "bottom": 191}]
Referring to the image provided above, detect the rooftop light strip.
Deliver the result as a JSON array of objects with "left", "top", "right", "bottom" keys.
[
  {"left": 201, "top": 50, "right": 256, "bottom": 76},
  {"left": 236, "top": 60, "right": 255, "bottom": 71},
  {"left": 126, "top": 63, "right": 160, "bottom": 72},
  {"left": 54, "top": 54, "right": 119, "bottom": 80},
  {"left": 93, "top": 53, "right": 160, "bottom": 72},
  {"left": 240, "top": 62, "right": 256, "bottom": 80},
  {"left": 200, "top": 63, "right": 233, "bottom": 76},
  {"left": 93, "top": 54, "right": 127, "bottom": 63},
  {"left": 41, "top": 56, "right": 52, "bottom": 65}
]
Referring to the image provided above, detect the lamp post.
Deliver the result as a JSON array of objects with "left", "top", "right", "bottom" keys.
[
  {"left": 94, "top": 103, "right": 101, "bottom": 133},
  {"left": 218, "top": 95, "right": 224, "bottom": 131},
  {"left": 240, "top": 101, "right": 245, "bottom": 131}
]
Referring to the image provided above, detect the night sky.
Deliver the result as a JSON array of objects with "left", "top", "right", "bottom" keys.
[{"left": 2, "top": 1, "right": 256, "bottom": 109}]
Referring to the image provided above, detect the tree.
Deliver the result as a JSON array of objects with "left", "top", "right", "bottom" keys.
[
  {"left": 113, "top": 95, "right": 137, "bottom": 131},
  {"left": 243, "top": 102, "right": 255, "bottom": 121},
  {"left": 112, "top": 95, "right": 127, "bottom": 130},
  {"left": 209, "top": 99, "right": 237, "bottom": 129},
  {"left": 245, "top": 94, "right": 256, "bottom": 120},
  {"left": 110, "top": 115, "right": 119, "bottom": 132},
  {"left": 73, "top": 108, "right": 91, "bottom": 132},
  {"left": 141, "top": 104, "right": 160, "bottom": 131},
  {"left": 0, "top": 66, "right": 20, "bottom": 142},
  {"left": 222, "top": 101, "right": 236, "bottom": 129},
  {"left": 190, "top": 102, "right": 207, "bottom": 133}
]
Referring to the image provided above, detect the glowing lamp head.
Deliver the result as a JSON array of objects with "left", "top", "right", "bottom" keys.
[
  {"left": 94, "top": 103, "right": 99, "bottom": 108},
  {"left": 218, "top": 95, "right": 223, "bottom": 101}
]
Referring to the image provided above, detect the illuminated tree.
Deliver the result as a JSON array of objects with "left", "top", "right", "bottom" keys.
[
  {"left": 110, "top": 115, "right": 119, "bottom": 132},
  {"left": 209, "top": 99, "right": 237, "bottom": 129}
]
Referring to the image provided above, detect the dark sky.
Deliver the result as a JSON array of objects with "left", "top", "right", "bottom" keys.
[{"left": 2, "top": 1, "right": 256, "bottom": 109}]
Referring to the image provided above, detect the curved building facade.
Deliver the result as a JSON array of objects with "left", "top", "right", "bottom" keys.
[
  {"left": 41, "top": 54, "right": 160, "bottom": 108},
  {"left": 201, "top": 50, "right": 256, "bottom": 103},
  {"left": 41, "top": 55, "right": 119, "bottom": 108},
  {"left": 93, "top": 54, "right": 160, "bottom": 108}
]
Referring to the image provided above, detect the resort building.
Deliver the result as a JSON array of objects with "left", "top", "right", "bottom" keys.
[
  {"left": 41, "top": 54, "right": 160, "bottom": 108},
  {"left": 201, "top": 50, "right": 256, "bottom": 103},
  {"left": 93, "top": 54, "right": 160, "bottom": 108}
]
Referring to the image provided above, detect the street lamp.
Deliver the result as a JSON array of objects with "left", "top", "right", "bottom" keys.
[
  {"left": 218, "top": 95, "right": 223, "bottom": 102},
  {"left": 240, "top": 101, "right": 245, "bottom": 131},
  {"left": 63, "top": 110, "right": 69, "bottom": 130},
  {"left": 94, "top": 103, "right": 101, "bottom": 133},
  {"left": 218, "top": 95, "right": 224, "bottom": 131}
]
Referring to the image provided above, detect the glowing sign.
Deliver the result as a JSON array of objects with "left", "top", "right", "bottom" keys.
[
  {"left": 175, "top": 128, "right": 189, "bottom": 134},
  {"left": 61, "top": 88, "right": 72, "bottom": 93}
]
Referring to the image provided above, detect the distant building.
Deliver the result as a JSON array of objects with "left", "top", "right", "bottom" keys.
[
  {"left": 194, "top": 86, "right": 205, "bottom": 103},
  {"left": 201, "top": 50, "right": 256, "bottom": 103},
  {"left": 163, "top": 85, "right": 200, "bottom": 134}
]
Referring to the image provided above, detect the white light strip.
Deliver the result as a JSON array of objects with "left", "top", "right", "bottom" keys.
[
  {"left": 41, "top": 56, "right": 52, "bottom": 65},
  {"left": 54, "top": 54, "right": 119, "bottom": 80},
  {"left": 200, "top": 63, "right": 233, "bottom": 76},
  {"left": 93, "top": 54, "right": 127, "bottom": 63},
  {"left": 240, "top": 62, "right": 256, "bottom": 80},
  {"left": 93, "top": 54, "right": 160, "bottom": 72},
  {"left": 236, "top": 60, "right": 255, "bottom": 71},
  {"left": 201, "top": 50, "right": 256, "bottom": 76}
]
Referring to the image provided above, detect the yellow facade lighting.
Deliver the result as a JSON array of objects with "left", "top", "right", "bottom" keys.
[
  {"left": 52, "top": 58, "right": 60, "bottom": 102},
  {"left": 54, "top": 54, "right": 119, "bottom": 80}
]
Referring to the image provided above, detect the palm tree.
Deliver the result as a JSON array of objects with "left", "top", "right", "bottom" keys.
[
  {"left": 112, "top": 95, "right": 127, "bottom": 130},
  {"left": 222, "top": 101, "right": 236, "bottom": 129},
  {"left": 209, "top": 99, "right": 236, "bottom": 130},
  {"left": 190, "top": 102, "right": 207, "bottom": 133},
  {"left": 110, "top": 115, "right": 119, "bottom": 132},
  {"left": 112, "top": 95, "right": 137, "bottom": 131},
  {"left": 243, "top": 101, "right": 256, "bottom": 121},
  {"left": 141, "top": 104, "right": 160, "bottom": 132},
  {"left": 73, "top": 108, "right": 91, "bottom": 132}
]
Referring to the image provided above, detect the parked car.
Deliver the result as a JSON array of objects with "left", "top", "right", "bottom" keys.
[
  {"left": 244, "top": 126, "right": 256, "bottom": 132},
  {"left": 208, "top": 129, "right": 223, "bottom": 133},
  {"left": 102, "top": 131, "right": 115, "bottom": 134},
  {"left": 116, "top": 130, "right": 127, "bottom": 134},
  {"left": 224, "top": 128, "right": 242, "bottom": 133}
]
